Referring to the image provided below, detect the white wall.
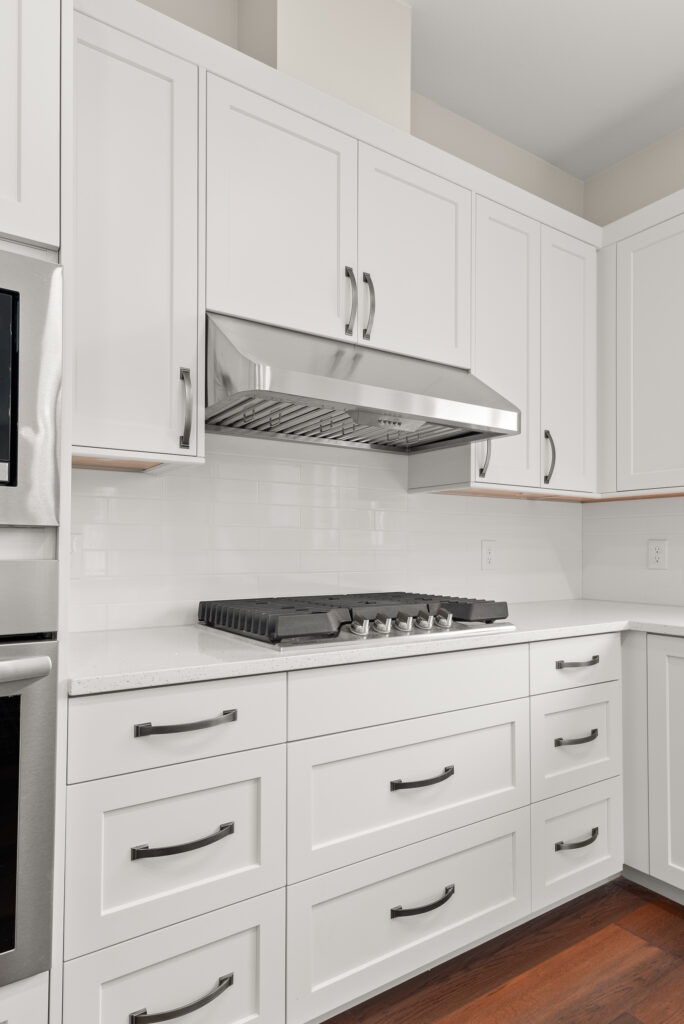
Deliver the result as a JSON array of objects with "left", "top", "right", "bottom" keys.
[
  {"left": 583, "top": 498, "right": 684, "bottom": 604},
  {"left": 70, "top": 434, "right": 582, "bottom": 631},
  {"left": 137, "top": 0, "right": 239, "bottom": 46},
  {"left": 411, "top": 93, "right": 585, "bottom": 218}
]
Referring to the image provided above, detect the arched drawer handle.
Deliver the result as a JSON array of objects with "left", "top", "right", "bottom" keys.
[
  {"left": 555, "top": 655, "right": 599, "bottom": 670},
  {"left": 131, "top": 821, "right": 234, "bottom": 861},
  {"left": 129, "top": 973, "right": 233, "bottom": 1023},
  {"left": 391, "top": 884, "right": 455, "bottom": 919},
  {"left": 555, "top": 826, "right": 599, "bottom": 852},
  {"left": 363, "top": 271, "right": 376, "bottom": 340},
  {"left": 390, "top": 765, "right": 455, "bottom": 791},
  {"left": 345, "top": 266, "right": 358, "bottom": 336},
  {"left": 134, "top": 709, "right": 237, "bottom": 737},
  {"left": 554, "top": 728, "right": 599, "bottom": 748}
]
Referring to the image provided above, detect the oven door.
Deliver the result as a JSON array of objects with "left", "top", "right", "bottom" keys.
[
  {"left": 0, "top": 251, "right": 61, "bottom": 526},
  {"left": 0, "top": 641, "right": 56, "bottom": 986}
]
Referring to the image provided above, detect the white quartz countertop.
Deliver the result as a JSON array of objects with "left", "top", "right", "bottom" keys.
[{"left": 67, "top": 599, "right": 684, "bottom": 695}]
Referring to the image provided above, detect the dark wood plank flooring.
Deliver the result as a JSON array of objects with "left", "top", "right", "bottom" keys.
[{"left": 327, "top": 879, "right": 684, "bottom": 1024}]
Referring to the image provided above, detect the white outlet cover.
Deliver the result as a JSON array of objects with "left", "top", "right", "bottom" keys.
[
  {"left": 481, "top": 539, "right": 496, "bottom": 571},
  {"left": 648, "top": 539, "right": 668, "bottom": 570}
]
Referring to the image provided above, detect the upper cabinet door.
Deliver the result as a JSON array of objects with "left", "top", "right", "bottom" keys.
[
  {"left": 0, "top": 0, "right": 59, "bottom": 246},
  {"left": 357, "top": 145, "right": 471, "bottom": 367},
  {"left": 472, "top": 197, "right": 541, "bottom": 487},
  {"left": 206, "top": 75, "right": 358, "bottom": 341},
  {"left": 617, "top": 214, "right": 684, "bottom": 491},
  {"left": 541, "top": 228, "right": 597, "bottom": 493},
  {"left": 73, "top": 16, "right": 199, "bottom": 457}
]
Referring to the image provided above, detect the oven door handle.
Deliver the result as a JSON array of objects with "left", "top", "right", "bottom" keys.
[{"left": 0, "top": 655, "right": 52, "bottom": 687}]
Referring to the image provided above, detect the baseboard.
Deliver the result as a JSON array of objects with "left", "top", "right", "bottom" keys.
[{"left": 622, "top": 865, "right": 684, "bottom": 907}]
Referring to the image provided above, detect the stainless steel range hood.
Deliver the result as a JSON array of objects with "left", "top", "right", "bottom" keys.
[{"left": 205, "top": 314, "right": 520, "bottom": 454}]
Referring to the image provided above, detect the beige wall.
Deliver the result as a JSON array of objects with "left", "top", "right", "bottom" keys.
[
  {"left": 411, "top": 93, "right": 585, "bottom": 217},
  {"left": 138, "top": 0, "right": 238, "bottom": 46},
  {"left": 584, "top": 127, "right": 684, "bottom": 225}
]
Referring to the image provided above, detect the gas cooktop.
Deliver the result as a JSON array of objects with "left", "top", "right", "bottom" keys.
[{"left": 198, "top": 592, "right": 515, "bottom": 649}]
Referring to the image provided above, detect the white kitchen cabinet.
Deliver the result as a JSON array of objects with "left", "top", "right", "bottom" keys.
[
  {"left": 0, "top": 973, "right": 48, "bottom": 1024},
  {"left": 73, "top": 15, "right": 200, "bottom": 459},
  {"left": 471, "top": 197, "right": 541, "bottom": 487},
  {"left": 357, "top": 145, "right": 471, "bottom": 367},
  {"left": 648, "top": 634, "right": 684, "bottom": 889},
  {"left": 540, "top": 227, "right": 597, "bottom": 492},
  {"left": 616, "top": 214, "right": 684, "bottom": 491},
  {"left": 0, "top": 0, "right": 59, "bottom": 246},
  {"left": 206, "top": 75, "right": 358, "bottom": 342}
]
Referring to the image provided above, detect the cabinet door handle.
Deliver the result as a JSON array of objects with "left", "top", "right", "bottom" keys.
[
  {"left": 554, "top": 728, "right": 599, "bottom": 748},
  {"left": 134, "top": 708, "right": 237, "bottom": 738},
  {"left": 555, "top": 826, "right": 599, "bottom": 852},
  {"left": 345, "top": 266, "right": 358, "bottom": 336},
  {"left": 478, "top": 439, "right": 492, "bottom": 479},
  {"left": 129, "top": 973, "right": 234, "bottom": 1023},
  {"left": 131, "top": 821, "right": 234, "bottom": 860},
  {"left": 544, "top": 429, "right": 556, "bottom": 484},
  {"left": 391, "top": 884, "right": 455, "bottom": 919},
  {"left": 179, "top": 367, "right": 193, "bottom": 450},
  {"left": 555, "top": 655, "right": 599, "bottom": 670},
  {"left": 390, "top": 765, "right": 454, "bottom": 791},
  {"left": 363, "top": 271, "right": 376, "bottom": 340}
]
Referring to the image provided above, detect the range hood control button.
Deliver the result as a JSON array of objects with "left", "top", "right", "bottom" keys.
[
  {"left": 415, "top": 612, "right": 435, "bottom": 630},
  {"left": 351, "top": 615, "right": 371, "bottom": 636},
  {"left": 394, "top": 611, "right": 414, "bottom": 632},
  {"left": 435, "top": 608, "right": 453, "bottom": 629},
  {"left": 373, "top": 614, "right": 393, "bottom": 634}
]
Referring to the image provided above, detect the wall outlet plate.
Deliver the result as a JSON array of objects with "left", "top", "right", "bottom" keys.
[
  {"left": 648, "top": 539, "right": 668, "bottom": 570},
  {"left": 482, "top": 539, "right": 496, "bottom": 571}
]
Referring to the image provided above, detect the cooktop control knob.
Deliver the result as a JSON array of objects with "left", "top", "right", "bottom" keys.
[
  {"left": 350, "top": 614, "right": 371, "bottom": 636},
  {"left": 394, "top": 611, "right": 414, "bottom": 632},
  {"left": 373, "top": 613, "right": 393, "bottom": 634},
  {"left": 435, "top": 608, "right": 453, "bottom": 629},
  {"left": 415, "top": 612, "right": 435, "bottom": 630}
]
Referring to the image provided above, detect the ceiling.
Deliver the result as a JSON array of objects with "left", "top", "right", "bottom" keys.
[{"left": 407, "top": 0, "right": 684, "bottom": 179}]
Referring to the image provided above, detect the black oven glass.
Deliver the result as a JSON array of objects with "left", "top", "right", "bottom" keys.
[
  {"left": 0, "top": 289, "right": 19, "bottom": 487},
  {"left": 0, "top": 695, "right": 20, "bottom": 953}
]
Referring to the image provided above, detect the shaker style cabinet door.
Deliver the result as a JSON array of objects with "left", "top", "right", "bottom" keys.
[
  {"left": 73, "top": 15, "right": 200, "bottom": 457},
  {"left": 357, "top": 145, "right": 471, "bottom": 367},
  {"left": 472, "top": 197, "right": 541, "bottom": 486},
  {"left": 648, "top": 634, "right": 684, "bottom": 890},
  {"left": 0, "top": 0, "right": 59, "bottom": 246},
  {"left": 540, "top": 227, "right": 597, "bottom": 492},
  {"left": 617, "top": 214, "right": 684, "bottom": 491},
  {"left": 206, "top": 75, "right": 358, "bottom": 342}
]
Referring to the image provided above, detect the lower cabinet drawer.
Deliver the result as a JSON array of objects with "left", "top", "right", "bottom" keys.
[
  {"left": 64, "top": 745, "right": 286, "bottom": 958},
  {"left": 531, "top": 777, "right": 623, "bottom": 911},
  {"left": 531, "top": 681, "right": 621, "bottom": 801},
  {"left": 530, "top": 634, "right": 620, "bottom": 695},
  {"left": 288, "top": 699, "right": 530, "bottom": 881},
  {"left": 287, "top": 807, "right": 531, "bottom": 1024},
  {"left": 63, "top": 889, "right": 285, "bottom": 1024},
  {"left": 0, "top": 973, "right": 48, "bottom": 1024}
]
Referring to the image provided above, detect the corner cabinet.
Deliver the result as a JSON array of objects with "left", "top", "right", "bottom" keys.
[
  {"left": 72, "top": 14, "right": 202, "bottom": 462},
  {"left": 0, "top": 0, "right": 59, "bottom": 247},
  {"left": 206, "top": 78, "right": 471, "bottom": 368}
]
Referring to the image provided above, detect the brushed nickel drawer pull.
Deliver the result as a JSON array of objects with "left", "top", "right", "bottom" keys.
[
  {"left": 390, "top": 765, "right": 454, "bottom": 791},
  {"left": 555, "top": 826, "right": 599, "bottom": 852},
  {"left": 179, "top": 367, "right": 192, "bottom": 450},
  {"left": 129, "top": 973, "right": 233, "bottom": 1022},
  {"left": 345, "top": 266, "right": 358, "bottom": 335},
  {"left": 555, "top": 728, "right": 599, "bottom": 748},
  {"left": 391, "top": 884, "right": 455, "bottom": 919},
  {"left": 555, "top": 655, "right": 599, "bottom": 670},
  {"left": 134, "top": 709, "right": 237, "bottom": 737},
  {"left": 363, "top": 271, "right": 376, "bottom": 340},
  {"left": 131, "top": 821, "right": 234, "bottom": 861}
]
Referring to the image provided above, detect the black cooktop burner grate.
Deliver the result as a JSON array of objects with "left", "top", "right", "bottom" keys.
[{"left": 198, "top": 592, "right": 509, "bottom": 645}]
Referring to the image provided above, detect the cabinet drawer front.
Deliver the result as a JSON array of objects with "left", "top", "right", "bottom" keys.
[
  {"left": 287, "top": 808, "right": 530, "bottom": 1024},
  {"left": 63, "top": 889, "right": 285, "bottom": 1024},
  {"left": 68, "top": 673, "right": 286, "bottom": 782},
  {"left": 289, "top": 699, "right": 530, "bottom": 881},
  {"left": 289, "top": 645, "right": 529, "bottom": 738},
  {"left": 531, "top": 681, "right": 621, "bottom": 801},
  {"left": 530, "top": 634, "right": 620, "bottom": 694},
  {"left": 0, "top": 973, "right": 48, "bottom": 1024},
  {"left": 65, "top": 746, "right": 286, "bottom": 958},
  {"left": 531, "top": 778, "right": 623, "bottom": 911}
]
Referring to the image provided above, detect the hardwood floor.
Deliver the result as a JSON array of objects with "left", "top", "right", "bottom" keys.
[{"left": 327, "top": 879, "right": 684, "bottom": 1024}]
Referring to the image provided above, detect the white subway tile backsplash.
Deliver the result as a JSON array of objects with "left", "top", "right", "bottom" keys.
[{"left": 70, "top": 434, "right": 583, "bottom": 631}]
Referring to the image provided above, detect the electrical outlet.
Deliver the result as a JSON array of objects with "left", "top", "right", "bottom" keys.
[
  {"left": 648, "top": 539, "right": 668, "bottom": 570},
  {"left": 482, "top": 540, "right": 496, "bottom": 571}
]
